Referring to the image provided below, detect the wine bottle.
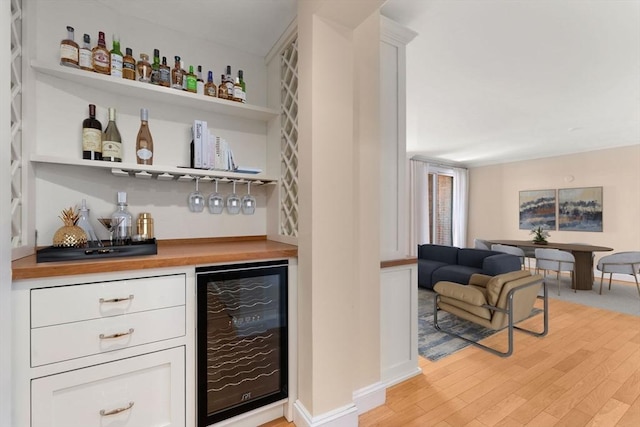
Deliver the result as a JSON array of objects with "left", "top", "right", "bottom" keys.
[
  {"left": 78, "top": 33, "right": 93, "bottom": 71},
  {"left": 102, "top": 107, "right": 122, "bottom": 162},
  {"left": 136, "top": 108, "right": 154, "bottom": 165},
  {"left": 110, "top": 35, "right": 123, "bottom": 77},
  {"left": 233, "top": 76, "right": 243, "bottom": 102},
  {"left": 82, "top": 104, "right": 102, "bottom": 160},
  {"left": 122, "top": 47, "right": 136, "bottom": 80},
  {"left": 59, "top": 26, "right": 79, "bottom": 68},
  {"left": 91, "top": 31, "right": 110, "bottom": 75},
  {"left": 238, "top": 69, "right": 246, "bottom": 103}
]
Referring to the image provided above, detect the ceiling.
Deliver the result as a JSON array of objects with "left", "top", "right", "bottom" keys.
[
  {"left": 381, "top": 0, "right": 640, "bottom": 167},
  {"left": 111, "top": 1, "right": 638, "bottom": 168}
]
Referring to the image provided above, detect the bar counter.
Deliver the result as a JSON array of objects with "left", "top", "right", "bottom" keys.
[{"left": 12, "top": 236, "right": 298, "bottom": 280}]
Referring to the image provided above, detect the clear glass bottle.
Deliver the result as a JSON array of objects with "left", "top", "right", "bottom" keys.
[
  {"left": 82, "top": 104, "right": 102, "bottom": 160},
  {"left": 158, "top": 56, "right": 171, "bottom": 87},
  {"left": 204, "top": 71, "right": 217, "bottom": 97},
  {"left": 186, "top": 65, "right": 197, "bottom": 93},
  {"left": 122, "top": 47, "right": 136, "bottom": 80},
  {"left": 171, "top": 55, "right": 184, "bottom": 89},
  {"left": 111, "top": 191, "right": 132, "bottom": 245},
  {"left": 196, "top": 65, "right": 205, "bottom": 95},
  {"left": 136, "top": 53, "right": 152, "bottom": 82},
  {"left": 150, "top": 49, "right": 161, "bottom": 85},
  {"left": 77, "top": 199, "right": 102, "bottom": 247},
  {"left": 60, "top": 26, "right": 79, "bottom": 68},
  {"left": 136, "top": 108, "right": 154, "bottom": 165},
  {"left": 110, "top": 35, "right": 123, "bottom": 77},
  {"left": 101, "top": 107, "right": 122, "bottom": 162},
  {"left": 91, "top": 31, "right": 110, "bottom": 75},
  {"left": 78, "top": 33, "right": 92, "bottom": 71}
]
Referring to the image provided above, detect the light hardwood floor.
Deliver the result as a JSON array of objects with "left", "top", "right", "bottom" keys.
[{"left": 263, "top": 282, "right": 640, "bottom": 427}]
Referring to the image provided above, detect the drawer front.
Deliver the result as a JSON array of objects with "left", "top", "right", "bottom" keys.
[
  {"left": 31, "top": 306, "right": 186, "bottom": 367},
  {"left": 31, "top": 347, "right": 185, "bottom": 427},
  {"left": 31, "top": 274, "right": 186, "bottom": 327}
]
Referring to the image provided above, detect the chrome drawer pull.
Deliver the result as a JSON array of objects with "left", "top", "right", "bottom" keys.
[
  {"left": 99, "top": 328, "right": 135, "bottom": 339},
  {"left": 100, "top": 401, "right": 134, "bottom": 416},
  {"left": 99, "top": 294, "right": 134, "bottom": 303}
]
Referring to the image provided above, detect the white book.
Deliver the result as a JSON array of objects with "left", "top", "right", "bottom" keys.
[
  {"left": 192, "top": 120, "right": 203, "bottom": 169},
  {"left": 208, "top": 132, "right": 216, "bottom": 170},
  {"left": 201, "top": 122, "right": 210, "bottom": 169},
  {"left": 214, "top": 136, "right": 224, "bottom": 170}
]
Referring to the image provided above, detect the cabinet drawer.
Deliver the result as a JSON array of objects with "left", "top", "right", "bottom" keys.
[
  {"left": 31, "top": 305, "right": 185, "bottom": 367},
  {"left": 31, "top": 274, "right": 186, "bottom": 327},
  {"left": 31, "top": 346, "right": 185, "bottom": 427}
]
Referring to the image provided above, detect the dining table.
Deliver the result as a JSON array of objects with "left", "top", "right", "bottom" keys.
[{"left": 487, "top": 240, "right": 614, "bottom": 291}]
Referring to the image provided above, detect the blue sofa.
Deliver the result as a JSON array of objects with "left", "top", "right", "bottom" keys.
[{"left": 418, "top": 244, "right": 522, "bottom": 290}]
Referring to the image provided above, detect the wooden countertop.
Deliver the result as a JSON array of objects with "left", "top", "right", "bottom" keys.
[{"left": 12, "top": 236, "right": 298, "bottom": 280}]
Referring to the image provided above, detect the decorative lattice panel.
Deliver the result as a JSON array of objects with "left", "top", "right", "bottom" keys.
[
  {"left": 10, "top": 0, "right": 23, "bottom": 248},
  {"left": 280, "top": 37, "right": 298, "bottom": 237}
]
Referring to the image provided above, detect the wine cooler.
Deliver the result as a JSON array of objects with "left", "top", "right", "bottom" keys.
[{"left": 196, "top": 260, "right": 288, "bottom": 426}]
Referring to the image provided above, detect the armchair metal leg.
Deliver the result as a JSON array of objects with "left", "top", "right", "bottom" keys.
[{"left": 433, "top": 281, "right": 549, "bottom": 358}]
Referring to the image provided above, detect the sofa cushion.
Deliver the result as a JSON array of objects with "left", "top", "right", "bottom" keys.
[
  {"left": 432, "top": 265, "right": 483, "bottom": 286},
  {"left": 417, "top": 259, "right": 449, "bottom": 289},
  {"left": 418, "top": 244, "right": 458, "bottom": 264},
  {"left": 483, "top": 254, "right": 523, "bottom": 276},
  {"left": 458, "top": 248, "right": 499, "bottom": 268}
]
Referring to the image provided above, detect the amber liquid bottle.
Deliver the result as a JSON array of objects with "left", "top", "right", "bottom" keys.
[
  {"left": 60, "top": 26, "right": 79, "bottom": 68},
  {"left": 82, "top": 104, "right": 102, "bottom": 160},
  {"left": 136, "top": 108, "right": 154, "bottom": 165},
  {"left": 218, "top": 74, "right": 228, "bottom": 99},
  {"left": 91, "top": 31, "right": 110, "bottom": 75},
  {"left": 137, "top": 53, "right": 152, "bottom": 82},
  {"left": 158, "top": 56, "right": 171, "bottom": 87},
  {"left": 78, "top": 33, "right": 93, "bottom": 71},
  {"left": 122, "top": 48, "right": 136, "bottom": 80},
  {"left": 171, "top": 56, "right": 184, "bottom": 89},
  {"left": 204, "top": 71, "right": 217, "bottom": 97}
]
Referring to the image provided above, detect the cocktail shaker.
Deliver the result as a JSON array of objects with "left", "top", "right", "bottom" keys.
[{"left": 136, "top": 212, "right": 154, "bottom": 239}]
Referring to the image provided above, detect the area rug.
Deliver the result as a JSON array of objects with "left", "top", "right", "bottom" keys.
[{"left": 544, "top": 277, "right": 640, "bottom": 316}]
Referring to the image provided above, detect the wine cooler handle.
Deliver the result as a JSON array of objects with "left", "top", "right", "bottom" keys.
[
  {"left": 100, "top": 401, "right": 134, "bottom": 416},
  {"left": 99, "top": 294, "right": 134, "bottom": 303},
  {"left": 99, "top": 328, "right": 135, "bottom": 339}
]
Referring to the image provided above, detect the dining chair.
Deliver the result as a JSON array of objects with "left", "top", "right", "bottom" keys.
[
  {"left": 474, "top": 238, "right": 491, "bottom": 250},
  {"left": 491, "top": 244, "right": 526, "bottom": 269},
  {"left": 535, "top": 248, "right": 576, "bottom": 295},
  {"left": 596, "top": 251, "right": 640, "bottom": 296}
]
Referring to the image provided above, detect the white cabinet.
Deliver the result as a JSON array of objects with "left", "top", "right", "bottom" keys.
[
  {"left": 31, "top": 347, "right": 185, "bottom": 427},
  {"left": 12, "top": 269, "right": 194, "bottom": 427}
]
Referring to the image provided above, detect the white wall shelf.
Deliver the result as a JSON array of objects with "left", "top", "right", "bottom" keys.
[
  {"left": 31, "top": 155, "right": 277, "bottom": 185},
  {"left": 31, "top": 61, "right": 280, "bottom": 122}
]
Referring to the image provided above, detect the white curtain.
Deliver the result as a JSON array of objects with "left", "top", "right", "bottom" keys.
[
  {"left": 452, "top": 167, "right": 469, "bottom": 248},
  {"left": 409, "top": 159, "right": 429, "bottom": 255}
]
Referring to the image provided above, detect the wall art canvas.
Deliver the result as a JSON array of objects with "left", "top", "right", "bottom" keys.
[
  {"left": 558, "top": 187, "right": 603, "bottom": 232},
  {"left": 519, "top": 189, "right": 556, "bottom": 230}
]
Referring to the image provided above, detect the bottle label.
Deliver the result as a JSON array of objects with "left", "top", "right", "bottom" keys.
[
  {"left": 225, "top": 82, "right": 234, "bottom": 97},
  {"left": 137, "top": 147, "right": 153, "bottom": 161},
  {"left": 123, "top": 61, "right": 135, "bottom": 80},
  {"left": 79, "top": 49, "right": 92, "bottom": 69},
  {"left": 111, "top": 54, "right": 123, "bottom": 77},
  {"left": 93, "top": 50, "right": 109, "bottom": 68},
  {"left": 187, "top": 76, "right": 197, "bottom": 92},
  {"left": 102, "top": 140, "right": 122, "bottom": 159},
  {"left": 233, "top": 86, "right": 244, "bottom": 100},
  {"left": 197, "top": 81, "right": 205, "bottom": 95},
  {"left": 60, "top": 44, "right": 78, "bottom": 62},
  {"left": 82, "top": 128, "right": 102, "bottom": 151}
]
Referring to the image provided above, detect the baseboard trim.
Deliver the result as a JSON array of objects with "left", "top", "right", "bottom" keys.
[
  {"left": 383, "top": 366, "right": 423, "bottom": 388},
  {"left": 353, "top": 381, "right": 386, "bottom": 414},
  {"left": 293, "top": 401, "right": 359, "bottom": 427}
]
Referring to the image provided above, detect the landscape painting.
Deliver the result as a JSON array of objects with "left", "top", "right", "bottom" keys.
[
  {"left": 519, "top": 189, "right": 556, "bottom": 230},
  {"left": 558, "top": 187, "right": 603, "bottom": 232}
]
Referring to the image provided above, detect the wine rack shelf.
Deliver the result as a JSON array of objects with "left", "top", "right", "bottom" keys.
[
  {"left": 30, "top": 155, "right": 277, "bottom": 185},
  {"left": 31, "top": 61, "right": 280, "bottom": 122}
]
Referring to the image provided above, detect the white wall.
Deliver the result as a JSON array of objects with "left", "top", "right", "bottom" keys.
[{"left": 468, "top": 145, "right": 640, "bottom": 268}]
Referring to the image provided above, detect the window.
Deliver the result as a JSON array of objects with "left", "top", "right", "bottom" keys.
[{"left": 428, "top": 172, "right": 453, "bottom": 246}]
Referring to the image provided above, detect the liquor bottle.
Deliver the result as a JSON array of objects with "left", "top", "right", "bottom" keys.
[
  {"left": 110, "top": 35, "right": 123, "bottom": 77},
  {"left": 158, "top": 56, "right": 171, "bottom": 87},
  {"left": 136, "top": 53, "right": 152, "bottom": 82},
  {"left": 232, "top": 76, "right": 243, "bottom": 102},
  {"left": 59, "top": 26, "right": 79, "bottom": 68},
  {"left": 122, "top": 48, "right": 136, "bottom": 80},
  {"left": 186, "top": 65, "right": 197, "bottom": 93},
  {"left": 136, "top": 108, "right": 154, "bottom": 165},
  {"left": 150, "top": 49, "right": 161, "bottom": 85},
  {"left": 171, "top": 56, "right": 184, "bottom": 89},
  {"left": 91, "top": 31, "right": 110, "bottom": 75},
  {"left": 224, "top": 66, "right": 234, "bottom": 99},
  {"left": 78, "top": 33, "right": 93, "bottom": 71},
  {"left": 111, "top": 192, "right": 132, "bottom": 245},
  {"left": 181, "top": 59, "right": 188, "bottom": 91},
  {"left": 204, "top": 71, "right": 217, "bottom": 97},
  {"left": 196, "top": 65, "right": 205, "bottom": 95},
  {"left": 102, "top": 107, "right": 122, "bottom": 162},
  {"left": 238, "top": 69, "right": 246, "bottom": 103},
  {"left": 82, "top": 104, "right": 102, "bottom": 160},
  {"left": 218, "top": 74, "right": 228, "bottom": 99}
]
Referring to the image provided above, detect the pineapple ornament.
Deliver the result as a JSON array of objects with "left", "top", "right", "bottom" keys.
[{"left": 53, "top": 206, "right": 88, "bottom": 247}]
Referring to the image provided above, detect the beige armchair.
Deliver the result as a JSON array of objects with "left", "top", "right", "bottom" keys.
[{"left": 433, "top": 270, "right": 548, "bottom": 357}]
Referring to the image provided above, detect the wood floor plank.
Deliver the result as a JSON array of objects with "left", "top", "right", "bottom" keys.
[
  {"left": 509, "top": 383, "right": 567, "bottom": 424},
  {"left": 585, "top": 398, "right": 629, "bottom": 427},
  {"left": 615, "top": 395, "right": 640, "bottom": 427},
  {"left": 612, "top": 367, "right": 640, "bottom": 405}
]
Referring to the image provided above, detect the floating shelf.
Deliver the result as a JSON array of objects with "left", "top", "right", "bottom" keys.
[
  {"left": 31, "top": 155, "right": 277, "bottom": 185},
  {"left": 31, "top": 61, "right": 280, "bottom": 122}
]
